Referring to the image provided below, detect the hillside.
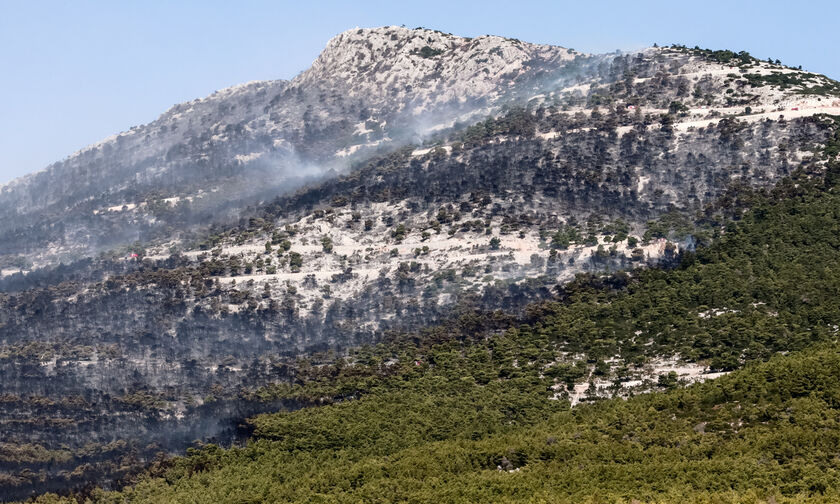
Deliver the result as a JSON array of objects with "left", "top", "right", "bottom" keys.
[
  {"left": 0, "top": 27, "right": 581, "bottom": 266},
  {"left": 2, "top": 26, "right": 840, "bottom": 501},
  {"left": 4, "top": 114, "right": 840, "bottom": 500},
  {"left": 31, "top": 346, "right": 840, "bottom": 503},
  {"left": 17, "top": 157, "right": 840, "bottom": 499}
]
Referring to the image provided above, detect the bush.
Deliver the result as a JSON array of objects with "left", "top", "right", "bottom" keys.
[
  {"left": 321, "top": 236, "right": 333, "bottom": 253},
  {"left": 288, "top": 252, "right": 303, "bottom": 272}
]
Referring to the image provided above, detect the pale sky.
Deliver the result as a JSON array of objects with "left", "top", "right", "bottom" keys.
[{"left": 1, "top": 0, "right": 838, "bottom": 183}]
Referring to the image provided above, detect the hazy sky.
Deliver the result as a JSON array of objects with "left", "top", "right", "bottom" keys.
[{"left": 1, "top": 0, "right": 838, "bottom": 183}]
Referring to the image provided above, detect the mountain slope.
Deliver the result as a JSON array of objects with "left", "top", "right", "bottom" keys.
[
  {"left": 20, "top": 125, "right": 840, "bottom": 501},
  {"left": 0, "top": 27, "right": 583, "bottom": 265},
  {"left": 2, "top": 27, "right": 840, "bottom": 501},
  {"left": 94, "top": 346, "right": 840, "bottom": 503},
  {"left": 4, "top": 113, "right": 840, "bottom": 501}
]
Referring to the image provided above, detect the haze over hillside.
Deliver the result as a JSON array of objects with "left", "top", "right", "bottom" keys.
[{"left": 0, "top": 27, "right": 586, "bottom": 265}]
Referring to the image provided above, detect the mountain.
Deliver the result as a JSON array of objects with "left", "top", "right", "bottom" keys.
[
  {"left": 2, "top": 26, "right": 840, "bottom": 501},
  {"left": 0, "top": 27, "right": 582, "bottom": 266}
]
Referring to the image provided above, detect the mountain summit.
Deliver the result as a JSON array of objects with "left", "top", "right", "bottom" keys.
[{"left": 295, "top": 26, "right": 578, "bottom": 115}]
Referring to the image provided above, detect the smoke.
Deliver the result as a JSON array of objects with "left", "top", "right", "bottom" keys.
[{"left": 400, "top": 52, "right": 621, "bottom": 147}]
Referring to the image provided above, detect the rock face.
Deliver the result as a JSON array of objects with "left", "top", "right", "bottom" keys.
[
  {"left": 294, "top": 27, "right": 577, "bottom": 118},
  {"left": 1, "top": 27, "right": 840, "bottom": 500}
]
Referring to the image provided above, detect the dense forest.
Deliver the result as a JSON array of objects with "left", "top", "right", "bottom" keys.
[{"left": 30, "top": 346, "right": 840, "bottom": 503}]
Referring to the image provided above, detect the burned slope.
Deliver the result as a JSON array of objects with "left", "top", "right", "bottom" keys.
[
  {"left": 0, "top": 27, "right": 588, "bottom": 266},
  {"left": 0, "top": 115, "right": 832, "bottom": 469}
]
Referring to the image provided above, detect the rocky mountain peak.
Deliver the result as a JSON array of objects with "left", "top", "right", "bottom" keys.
[{"left": 291, "top": 26, "right": 578, "bottom": 115}]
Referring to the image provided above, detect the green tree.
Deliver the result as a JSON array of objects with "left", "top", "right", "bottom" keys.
[
  {"left": 321, "top": 236, "right": 333, "bottom": 253},
  {"left": 288, "top": 252, "right": 303, "bottom": 272}
]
